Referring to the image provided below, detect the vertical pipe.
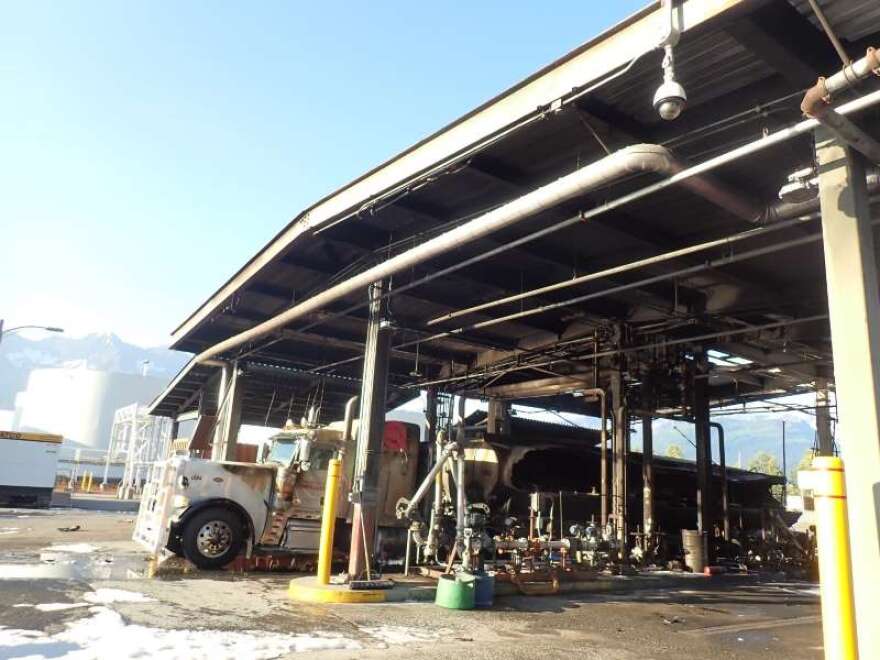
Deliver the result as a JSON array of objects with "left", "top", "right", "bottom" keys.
[
  {"left": 801, "top": 456, "right": 858, "bottom": 660},
  {"left": 710, "top": 422, "right": 729, "bottom": 541},
  {"left": 641, "top": 414, "right": 654, "bottom": 545},
  {"left": 455, "top": 453, "right": 467, "bottom": 568},
  {"left": 692, "top": 350, "right": 712, "bottom": 541},
  {"left": 348, "top": 282, "right": 392, "bottom": 580},
  {"left": 781, "top": 420, "right": 788, "bottom": 509},
  {"left": 316, "top": 457, "right": 342, "bottom": 585},
  {"left": 611, "top": 369, "right": 627, "bottom": 557},
  {"left": 598, "top": 390, "right": 608, "bottom": 527}
]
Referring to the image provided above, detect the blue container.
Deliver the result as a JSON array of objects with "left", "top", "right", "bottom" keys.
[{"left": 473, "top": 571, "right": 495, "bottom": 608}]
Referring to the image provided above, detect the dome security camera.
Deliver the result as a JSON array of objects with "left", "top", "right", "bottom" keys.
[{"left": 653, "top": 79, "right": 687, "bottom": 121}]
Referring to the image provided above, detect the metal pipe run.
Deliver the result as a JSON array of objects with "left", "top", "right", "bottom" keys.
[
  {"left": 302, "top": 90, "right": 880, "bottom": 373},
  {"left": 805, "top": 0, "right": 850, "bottom": 66},
  {"left": 455, "top": 451, "right": 467, "bottom": 552},
  {"left": 410, "top": 314, "right": 828, "bottom": 390},
  {"left": 412, "top": 231, "right": 823, "bottom": 347},
  {"left": 427, "top": 214, "right": 817, "bottom": 327},
  {"left": 197, "top": 89, "right": 880, "bottom": 367},
  {"left": 400, "top": 440, "right": 459, "bottom": 520}
]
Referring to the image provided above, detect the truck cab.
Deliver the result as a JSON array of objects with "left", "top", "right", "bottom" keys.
[{"left": 134, "top": 417, "right": 421, "bottom": 569}]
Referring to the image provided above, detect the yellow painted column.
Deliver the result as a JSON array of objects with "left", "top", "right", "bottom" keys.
[
  {"left": 801, "top": 456, "right": 858, "bottom": 660},
  {"left": 317, "top": 457, "right": 342, "bottom": 585}
]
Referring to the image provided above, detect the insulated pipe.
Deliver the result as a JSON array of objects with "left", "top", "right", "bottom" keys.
[
  {"left": 710, "top": 421, "right": 729, "bottom": 541},
  {"left": 801, "top": 47, "right": 880, "bottom": 163},
  {"left": 193, "top": 145, "right": 756, "bottom": 364}
]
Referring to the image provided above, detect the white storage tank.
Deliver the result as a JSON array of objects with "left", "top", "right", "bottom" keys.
[{"left": 13, "top": 365, "right": 166, "bottom": 449}]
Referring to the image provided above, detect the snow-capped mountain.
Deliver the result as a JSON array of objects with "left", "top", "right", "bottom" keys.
[{"left": 0, "top": 332, "right": 189, "bottom": 408}]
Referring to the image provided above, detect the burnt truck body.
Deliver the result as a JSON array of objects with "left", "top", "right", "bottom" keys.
[{"left": 134, "top": 417, "right": 421, "bottom": 569}]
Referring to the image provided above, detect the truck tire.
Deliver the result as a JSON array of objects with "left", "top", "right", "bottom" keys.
[{"left": 181, "top": 507, "right": 244, "bottom": 570}]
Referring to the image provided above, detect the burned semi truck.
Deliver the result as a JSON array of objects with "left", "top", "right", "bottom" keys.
[{"left": 134, "top": 411, "right": 422, "bottom": 569}]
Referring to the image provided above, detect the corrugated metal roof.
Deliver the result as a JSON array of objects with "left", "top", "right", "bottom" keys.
[{"left": 792, "top": 0, "right": 880, "bottom": 43}]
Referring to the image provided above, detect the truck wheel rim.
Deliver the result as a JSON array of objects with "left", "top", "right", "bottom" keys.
[{"left": 196, "top": 520, "right": 232, "bottom": 557}]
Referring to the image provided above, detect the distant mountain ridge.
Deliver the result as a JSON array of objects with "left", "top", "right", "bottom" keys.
[{"left": 0, "top": 332, "right": 189, "bottom": 408}]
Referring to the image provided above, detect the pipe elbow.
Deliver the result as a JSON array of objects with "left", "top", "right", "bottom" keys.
[
  {"left": 616, "top": 144, "right": 677, "bottom": 176},
  {"left": 801, "top": 77, "right": 830, "bottom": 118}
]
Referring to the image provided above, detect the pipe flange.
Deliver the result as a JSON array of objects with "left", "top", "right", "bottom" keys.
[{"left": 867, "top": 47, "right": 880, "bottom": 77}]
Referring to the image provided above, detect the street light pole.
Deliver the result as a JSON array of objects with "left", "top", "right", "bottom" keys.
[{"left": 0, "top": 319, "right": 64, "bottom": 345}]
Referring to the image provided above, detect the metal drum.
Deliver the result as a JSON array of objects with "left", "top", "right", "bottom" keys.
[{"left": 681, "top": 529, "right": 707, "bottom": 573}]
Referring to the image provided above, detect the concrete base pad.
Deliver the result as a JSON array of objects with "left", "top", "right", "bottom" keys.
[{"left": 288, "top": 575, "right": 436, "bottom": 604}]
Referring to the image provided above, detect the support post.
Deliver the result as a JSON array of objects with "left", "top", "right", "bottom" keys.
[
  {"left": 317, "top": 457, "right": 342, "bottom": 585},
  {"left": 640, "top": 380, "right": 654, "bottom": 547},
  {"left": 348, "top": 282, "right": 392, "bottom": 580},
  {"left": 692, "top": 349, "right": 713, "bottom": 552},
  {"left": 212, "top": 361, "right": 242, "bottom": 462},
  {"left": 816, "top": 128, "right": 880, "bottom": 655},
  {"left": 641, "top": 414, "right": 654, "bottom": 546},
  {"left": 816, "top": 377, "right": 834, "bottom": 456}
]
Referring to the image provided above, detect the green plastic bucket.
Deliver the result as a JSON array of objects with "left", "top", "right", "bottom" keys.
[{"left": 435, "top": 573, "right": 476, "bottom": 610}]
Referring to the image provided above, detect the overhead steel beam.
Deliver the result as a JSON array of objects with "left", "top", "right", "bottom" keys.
[{"left": 725, "top": 1, "right": 834, "bottom": 88}]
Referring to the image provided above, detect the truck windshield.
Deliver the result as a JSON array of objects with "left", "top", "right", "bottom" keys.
[{"left": 266, "top": 439, "right": 298, "bottom": 465}]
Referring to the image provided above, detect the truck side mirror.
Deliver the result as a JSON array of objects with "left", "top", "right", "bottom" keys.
[{"left": 297, "top": 439, "right": 312, "bottom": 471}]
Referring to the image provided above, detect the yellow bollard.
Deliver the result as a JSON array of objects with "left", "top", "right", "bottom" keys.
[
  {"left": 800, "top": 456, "right": 858, "bottom": 660},
  {"left": 316, "top": 457, "right": 342, "bottom": 585}
]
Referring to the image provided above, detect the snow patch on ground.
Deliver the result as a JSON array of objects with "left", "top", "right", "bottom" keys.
[
  {"left": 83, "top": 588, "right": 155, "bottom": 604},
  {"left": 13, "top": 602, "right": 90, "bottom": 612},
  {"left": 361, "top": 625, "right": 444, "bottom": 644},
  {"left": 42, "top": 543, "right": 99, "bottom": 554},
  {"left": 0, "top": 607, "right": 364, "bottom": 659}
]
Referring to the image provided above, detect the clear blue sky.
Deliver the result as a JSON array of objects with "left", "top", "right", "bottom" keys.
[{"left": 1, "top": 1, "right": 646, "bottom": 346}]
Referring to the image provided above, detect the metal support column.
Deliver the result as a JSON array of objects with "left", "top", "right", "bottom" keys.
[
  {"left": 816, "top": 377, "right": 835, "bottom": 456},
  {"left": 692, "top": 350, "right": 713, "bottom": 550},
  {"left": 816, "top": 128, "right": 880, "bottom": 655},
  {"left": 487, "top": 398, "right": 510, "bottom": 435},
  {"left": 348, "top": 282, "right": 392, "bottom": 580},
  {"left": 212, "top": 361, "right": 242, "bottom": 462},
  {"left": 611, "top": 368, "right": 627, "bottom": 556},
  {"left": 425, "top": 387, "right": 438, "bottom": 449}
]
